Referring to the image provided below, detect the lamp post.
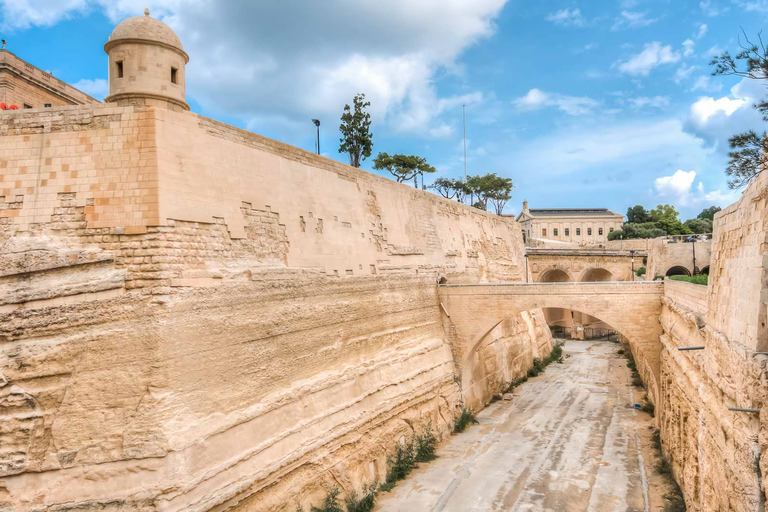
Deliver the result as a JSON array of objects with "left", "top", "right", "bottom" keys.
[
  {"left": 692, "top": 238, "right": 697, "bottom": 275},
  {"left": 524, "top": 254, "right": 529, "bottom": 283},
  {"left": 311, "top": 119, "right": 320, "bottom": 155},
  {"left": 629, "top": 250, "right": 636, "bottom": 281}
]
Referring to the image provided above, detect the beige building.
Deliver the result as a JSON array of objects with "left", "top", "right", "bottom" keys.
[
  {"left": 515, "top": 201, "right": 624, "bottom": 245},
  {"left": 0, "top": 43, "right": 100, "bottom": 109}
]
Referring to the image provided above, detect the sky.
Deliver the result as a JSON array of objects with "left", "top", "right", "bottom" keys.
[{"left": 2, "top": 0, "right": 767, "bottom": 219}]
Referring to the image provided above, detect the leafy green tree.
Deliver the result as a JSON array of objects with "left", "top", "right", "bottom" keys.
[
  {"left": 430, "top": 177, "right": 469, "bottom": 202},
  {"left": 339, "top": 93, "right": 373, "bottom": 168},
  {"left": 711, "top": 32, "right": 768, "bottom": 188},
  {"left": 684, "top": 218, "right": 713, "bottom": 234},
  {"left": 373, "top": 153, "right": 436, "bottom": 188},
  {"left": 697, "top": 206, "right": 722, "bottom": 221},
  {"left": 465, "top": 173, "right": 513, "bottom": 212},
  {"left": 626, "top": 205, "right": 650, "bottom": 224}
]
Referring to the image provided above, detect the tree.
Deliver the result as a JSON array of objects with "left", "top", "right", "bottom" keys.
[
  {"left": 725, "top": 131, "right": 768, "bottom": 189},
  {"left": 626, "top": 205, "right": 650, "bottom": 224},
  {"left": 430, "top": 177, "right": 468, "bottom": 202},
  {"left": 339, "top": 93, "right": 373, "bottom": 168},
  {"left": 684, "top": 218, "right": 713, "bottom": 234},
  {"left": 373, "top": 153, "right": 436, "bottom": 188},
  {"left": 697, "top": 206, "right": 722, "bottom": 221},
  {"left": 711, "top": 32, "right": 768, "bottom": 188},
  {"left": 650, "top": 204, "right": 691, "bottom": 235},
  {"left": 486, "top": 176, "right": 515, "bottom": 215},
  {"left": 465, "top": 173, "right": 512, "bottom": 211}
]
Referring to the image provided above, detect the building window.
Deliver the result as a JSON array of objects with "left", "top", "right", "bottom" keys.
[
  {"left": 44, "top": 103, "right": 51, "bottom": 107},
  {"left": 610, "top": 227, "right": 614, "bottom": 232},
  {"left": 565, "top": 228, "right": 569, "bottom": 236},
  {"left": 542, "top": 228, "right": 547, "bottom": 237},
  {"left": 599, "top": 228, "right": 603, "bottom": 235},
  {"left": 576, "top": 228, "right": 581, "bottom": 236},
  {"left": 171, "top": 67, "right": 178, "bottom": 84},
  {"left": 553, "top": 228, "right": 558, "bottom": 236},
  {"left": 116, "top": 61, "right": 124, "bottom": 78},
  {"left": 23, "top": 104, "right": 32, "bottom": 109},
  {"left": 588, "top": 228, "right": 592, "bottom": 235}
]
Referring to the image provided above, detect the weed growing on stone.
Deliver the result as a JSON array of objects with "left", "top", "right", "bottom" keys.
[
  {"left": 650, "top": 429, "right": 686, "bottom": 511},
  {"left": 617, "top": 349, "right": 625, "bottom": 355},
  {"left": 414, "top": 423, "right": 438, "bottom": 462},
  {"left": 380, "top": 424, "right": 441, "bottom": 492},
  {"left": 453, "top": 407, "right": 479, "bottom": 433},
  {"left": 309, "top": 488, "right": 344, "bottom": 512},
  {"left": 641, "top": 395, "right": 655, "bottom": 417},
  {"left": 345, "top": 483, "right": 378, "bottom": 512}
]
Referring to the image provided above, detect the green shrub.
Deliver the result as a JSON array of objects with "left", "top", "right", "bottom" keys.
[
  {"left": 414, "top": 423, "right": 438, "bottom": 463},
  {"left": 453, "top": 407, "right": 479, "bottom": 433},
  {"left": 310, "top": 488, "right": 344, "bottom": 512},
  {"left": 505, "top": 376, "right": 528, "bottom": 393},
  {"left": 345, "top": 483, "right": 378, "bottom": 512},
  {"left": 617, "top": 349, "right": 625, "bottom": 355},
  {"left": 655, "top": 456, "right": 673, "bottom": 476},
  {"left": 632, "top": 375, "right": 644, "bottom": 387},
  {"left": 652, "top": 429, "right": 662, "bottom": 450},
  {"left": 642, "top": 395, "right": 655, "bottom": 417},
  {"left": 385, "top": 439, "right": 415, "bottom": 485},
  {"left": 636, "top": 266, "right": 646, "bottom": 276},
  {"left": 669, "top": 274, "right": 708, "bottom": 285}
]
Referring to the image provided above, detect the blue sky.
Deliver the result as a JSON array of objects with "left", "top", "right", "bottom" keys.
[{"left": 2, "top": 0, "right": 767, "bottom": 219}]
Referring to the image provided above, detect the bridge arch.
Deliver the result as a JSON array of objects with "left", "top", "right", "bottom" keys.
[
  {"left": 439, "top": 282, "right": 663, "bottom": 410},
  {"left": 580, "top": 267, "right": 613, "bottom": 282}
]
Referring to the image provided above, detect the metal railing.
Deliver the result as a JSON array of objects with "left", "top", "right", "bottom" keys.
[{"left": 665, "top": 233, "right": 712, "bottom": 243}]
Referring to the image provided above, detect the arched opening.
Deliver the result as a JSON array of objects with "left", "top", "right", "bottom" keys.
[
  {"left": 461, "top": 307, "right": 633, "bottom": 410},
  {"left": 700, "top": 266, "right": 710, "bottom": 275},
  {"left": 666, "top": 265, "right": 691, "bottom": 277},
  {"left": 581, "top": 268, "right": 613, "bottom": 282},
  {"left": 539, "top": 268, "right": 572, "bottom": 283},
  {"left": 438, "top": 277, "right": 447, "bottom": 284}
]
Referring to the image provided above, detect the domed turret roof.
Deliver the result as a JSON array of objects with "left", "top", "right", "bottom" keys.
[{"left": 107, "top": 11, "right": 184, "bottom": 52}]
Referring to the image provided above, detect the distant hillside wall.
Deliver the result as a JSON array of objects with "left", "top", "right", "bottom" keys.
[{"left": 0, "top": 104, "right": 549, "bottom": 511}]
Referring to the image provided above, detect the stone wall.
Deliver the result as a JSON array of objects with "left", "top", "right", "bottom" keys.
[
  {"left": 0, "top": 104, "right": 546, "bottom": 511},
  {"left": 646, "top": 237, "right": 712, "bottom": 280},
  {"left": 656, "top": 169, "right": 768, "bottom": 511}
]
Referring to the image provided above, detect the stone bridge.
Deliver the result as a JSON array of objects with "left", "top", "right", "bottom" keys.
[{"left": 439, "top": 281, "right": 664, "bottom": 404}]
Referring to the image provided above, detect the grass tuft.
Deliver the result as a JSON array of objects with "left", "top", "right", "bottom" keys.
[
  {"left": 641, "top": 395, "right": 655, "bottom": 417},
  {"left": 453, "top": 407, "right": 479, "bottom": 433},
  {"left": 345, "top": 483, "right": 378, "bottom": 512},
  {"left": 414, "top": 423, "right": 438, "bottom": 462},
  {"left": 309, "top": 488, "right": 344, "bottom": 512}
]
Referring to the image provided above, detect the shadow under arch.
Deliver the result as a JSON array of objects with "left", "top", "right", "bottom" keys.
[
  {"left": 581, "top": 267, "right": 613, "bottom": 282},
  {"left": 700, "top": 265, "right": 710, "bottom": 275},
  {"left": 460, "top": 306, "right": 654, "bottom": 409},
  {"left": 539, "top": 268, "right": 573, "bottom": 282},
  {"left": 666, "top": 265, "right": 691, "bottom": 277}
]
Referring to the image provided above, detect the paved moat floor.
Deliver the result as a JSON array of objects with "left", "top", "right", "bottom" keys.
[{"left": 375, "top": 340, "right": 671, "bottom": 512}]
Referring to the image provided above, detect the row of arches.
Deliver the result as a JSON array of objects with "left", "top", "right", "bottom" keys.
[
  {"left": 539, "top": 267, "right": 613, "bottom": 283},
  {"left": 665, "top": 265, "right": 709, "bottom": 277}
]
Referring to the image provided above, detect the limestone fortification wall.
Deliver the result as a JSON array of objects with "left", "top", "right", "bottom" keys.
[
  {"left": 645, "top": 237, "right": 712, "bottom": 280},
  {"left": 656, "top": 170, "right": 768, "bottom": 511},
  {"left": 0, "top": 104, "right": 548, "bottom": 511}
]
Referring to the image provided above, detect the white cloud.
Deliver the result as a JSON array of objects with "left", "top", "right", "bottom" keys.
[
  {"left": 700, "top": 1, "right": 726, "bottom": 16},
  {"left": 611, "top": 10, "right": 658, "bottom": 30},
  {"left": 690, "top": 96, "right": 746, "bottom": 123},
  {"left": 654, "top": 169, "right": 738, "bottom": 206},
  {"left": 683, "top": 39, "right": 695, "bottom": 57},
  {"left": 735, "top": 0, "right": 768, "bottom": 13},
  {"left": 628, "top": 96, "right": 671, "bottom": 108},
  {"left": 654, "top": 170, "right": 697, "bottom": 204},
  {"left": 684, "top": 77, "right": 765, "bottom": 148},
  {"left": 617, "top": 42, "right": 681, "bottom": 76},
  {"left": 70, "top": 78, "right": 108, "bottom": 100},
  {"left": 546, "top": 8, "right": 587, "bottom": 27},
  {"left": 690, "top": 75, "right": 723, "bottom": 92},
  {"left": 0, "top": 0, "right": 505, "bottom": 139},
  {"left": 696, "top": 23, "right": 708, "bottom": 39},
  {"left": 513, "top": 88, "right": 599, "bottom": 116},
  {"left": 674, "top": 65, "right": 696, "bottom": 84}
]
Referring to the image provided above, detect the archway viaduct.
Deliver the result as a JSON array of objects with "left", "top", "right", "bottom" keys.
[{"left": 439, "top": 281, "right": 664, "bottom": 402}]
